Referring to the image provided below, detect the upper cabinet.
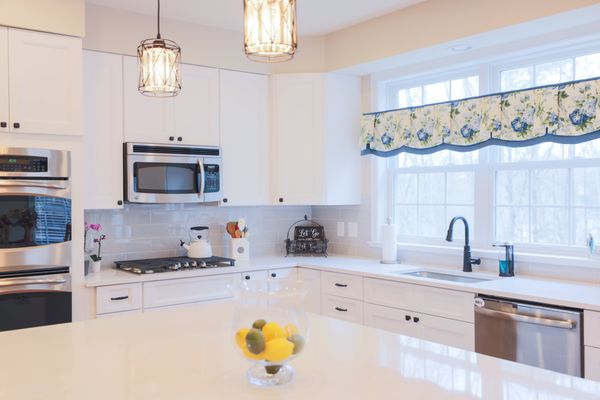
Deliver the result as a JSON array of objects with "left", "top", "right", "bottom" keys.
[
  {"left": 83, "top": 51, "right": 124, "bottom": 210},
  {"left": 270, "top": 73, "right": 361, "bottom": 206},
  {"left": 220, "top": 70, "right": 270, "bottom": 206},
  {"left": 123, "top": 56, "right": 219, "bottom": 146},
  {"left": 0, "top": 28, "right": 82, "bottom": 136}
]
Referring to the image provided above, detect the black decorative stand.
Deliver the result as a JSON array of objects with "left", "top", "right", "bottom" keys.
[{"left": 285, "top": 215, "right": 328, "bottom": 257}]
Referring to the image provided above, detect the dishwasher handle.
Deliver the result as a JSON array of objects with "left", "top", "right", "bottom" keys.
[{"left": 475, "top": 305, "right": 575, "bottom": 329}]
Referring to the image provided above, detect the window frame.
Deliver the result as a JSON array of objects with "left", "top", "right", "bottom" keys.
[{"left": 380, "top": 44, "right": 600, "bottom": 258}]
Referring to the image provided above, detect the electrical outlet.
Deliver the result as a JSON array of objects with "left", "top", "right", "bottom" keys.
[
  {"left": 337, "top": 221, "right": 345, "bottom": 237},
  {"left": 347, "top": 222, "right": 358, "bottom": 238}
]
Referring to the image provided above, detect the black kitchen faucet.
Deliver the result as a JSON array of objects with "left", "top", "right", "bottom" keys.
[{"left": 445, "top": 216, "right": 481, "bottom": 272}]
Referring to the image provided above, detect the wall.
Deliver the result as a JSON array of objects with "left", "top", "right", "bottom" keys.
[
  {"left": 84, "top": 205, "right": 311, "bottom": 271},
  {"left": 0, "top": 0, "right": 85, "bottom": 37}
]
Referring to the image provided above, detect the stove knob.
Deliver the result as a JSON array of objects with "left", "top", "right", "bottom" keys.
[
  {"left": 200, "top": 261, "right": 207, "bottom": 267},
  {"left": 191, "top": 261, "right": 197, "bottom": 267},
  {"left": 183, "top": 262, "right": 190, "bottom": 267}
]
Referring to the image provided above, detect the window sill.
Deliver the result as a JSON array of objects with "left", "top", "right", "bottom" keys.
[{"left": 367, "top": 241, "right": 600, "bottom": 269}]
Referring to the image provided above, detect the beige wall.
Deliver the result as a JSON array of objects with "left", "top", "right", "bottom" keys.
[
  {"left": 84, "top": 4, "right": 270, "bottom": 74},
  {"left": 322, "top": 0, "right": 600, "bottom": 71},
  {"left": 0, "top": 0, "right": 85, "bottom": 37}
]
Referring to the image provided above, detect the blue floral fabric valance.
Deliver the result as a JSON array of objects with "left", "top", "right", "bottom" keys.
[{"left": 360, "top": 77, "right": 600, "bottom": 156}]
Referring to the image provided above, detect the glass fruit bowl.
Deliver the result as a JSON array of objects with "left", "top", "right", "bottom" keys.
[{"left": 232, "top": 277, "right": 308, "bottom": 386}]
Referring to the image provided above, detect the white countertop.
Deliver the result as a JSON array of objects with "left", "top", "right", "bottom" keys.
[
  {"left": 86, "top": 254, "right": 600, "bottom": 311},
  {"left": 1, "top": 301, "right": 598, "bottom": 400}
]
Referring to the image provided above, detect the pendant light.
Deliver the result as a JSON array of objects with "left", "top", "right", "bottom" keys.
[
  {"left": 244, "top": 0, "right": 297, "bottom": 63},
  {"left": 137, "top": 0, "right": 181, "bottom": 97}
]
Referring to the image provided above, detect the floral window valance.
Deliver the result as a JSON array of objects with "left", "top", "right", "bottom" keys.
[{"left": 360, "top": 77, "right": 600, "bottom": 157}]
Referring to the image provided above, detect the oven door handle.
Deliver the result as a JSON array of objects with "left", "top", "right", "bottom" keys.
[
  {"left": 0, "top": 278, "right": 67, "bottom": 287},
  {"left": 0, "top": 180, "right": 67, "bottom": 190},
  {"left": 197, "top": 159, "right": 205, "bottom": 198}
]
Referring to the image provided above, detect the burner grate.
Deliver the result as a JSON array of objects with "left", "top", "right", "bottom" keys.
[{"left": 114, "top": 256, "right": 236, "bottom": 274}]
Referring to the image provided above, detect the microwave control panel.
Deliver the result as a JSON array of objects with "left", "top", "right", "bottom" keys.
[
  {"left": 204, "top": 164, "right": 220, "bottom": 193},
  {"left": 0, "top": 156, "right": 48, "bottom": 172}
]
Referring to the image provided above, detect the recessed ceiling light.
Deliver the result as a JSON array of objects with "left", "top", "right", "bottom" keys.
[{"left": 449, "top": 44, "right": 472, "bottom": 52}]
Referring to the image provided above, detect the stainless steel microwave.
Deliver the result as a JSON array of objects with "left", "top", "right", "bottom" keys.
[{"left": 124, "top": 143, "right": 222, "bottom": 204}]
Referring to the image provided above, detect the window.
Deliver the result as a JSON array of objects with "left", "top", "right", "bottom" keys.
[{"left": 385, "top": 48, "right": 600, "bottom": 255}]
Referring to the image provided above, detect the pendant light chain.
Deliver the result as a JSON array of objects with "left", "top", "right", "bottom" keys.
[{"left": 157, "top": 0, "right": 161, "bottom": 39}]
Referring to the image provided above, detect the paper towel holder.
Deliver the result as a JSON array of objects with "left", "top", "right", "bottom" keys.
[{"left": 380, "top": 217, "right": 400, "bottom": 264}]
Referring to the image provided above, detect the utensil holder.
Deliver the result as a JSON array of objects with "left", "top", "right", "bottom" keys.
[{"left": 231, "top": 238, "right": 250, "bottom": 266}]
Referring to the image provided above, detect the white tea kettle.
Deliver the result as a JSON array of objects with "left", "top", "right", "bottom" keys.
[{"left": 180, "top": 226, "right": 213, "bottom": 258}]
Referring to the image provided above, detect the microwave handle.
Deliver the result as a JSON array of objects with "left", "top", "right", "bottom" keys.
[{"left": 197, "top": 160, "right": 205, "bottom": 197}]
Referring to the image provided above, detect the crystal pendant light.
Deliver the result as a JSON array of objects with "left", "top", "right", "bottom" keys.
[
  {"left": 244, "top": 0, "right": 297, "bottom": 63},
  {"left": 137, "top": 0, "right": 181, "bottom": 97}
]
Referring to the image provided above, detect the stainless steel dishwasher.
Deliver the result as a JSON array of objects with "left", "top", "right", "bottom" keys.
[{"left": 474, "top": 296, "right": 583, "bottom": 377}]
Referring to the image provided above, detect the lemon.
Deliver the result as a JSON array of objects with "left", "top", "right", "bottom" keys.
[
  {"left": 242, "top": 346, "right": 264, "bottom": 360},
  {"left": 235, "top": 328, "right": 250, "bottom": 350},
  {"left": 284, "top": 323, "right": 298, "bottom": 338},
  {"left": 263, "top": 338, "right": 294, "bottom": 362},
  {"left": 262, "top": 322, "right": 285, "bottom": 342}
]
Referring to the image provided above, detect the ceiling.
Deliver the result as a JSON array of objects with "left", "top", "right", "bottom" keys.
[{"left": 86, "top": 0, "right": 426, "bottom": 36}]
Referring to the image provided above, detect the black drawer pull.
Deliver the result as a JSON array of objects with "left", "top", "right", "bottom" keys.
[
  {"left": 413, "top": 317, "right": 420, "bottom": 323},
  {"left": 177, "top": 136, "right": 182, "bottom": 141},
  {"left": 110, "top": 296, "right": 129, "bottom": 301},
  {"left": 13, "top": 122, "right": 20, "bottom": 129},
  {"left": 405, "top": 315, "right": 411, "bottom": 321},
  {"left": 271, "top": 273, "right": 277, "bottom": 278},
  {"left": 334, "top": 283, "right": 348, "bottom": 287},
  {"left": 244, "top": 275, "right": 250, "bottom": 280},
  {"left": 0, "top": 122, "right": 6, "bottom": 128},
  {"left": 168, "top": 136, "right": 174, "bottom": 141},
  {"left": 335, "top": 307, "right": 348, "bottom": 312}
]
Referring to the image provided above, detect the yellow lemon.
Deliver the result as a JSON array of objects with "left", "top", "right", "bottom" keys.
[
  {"left": 284, "top": 323, "right": 298, "bottom": 338},
  {"left": 262, "top": 322, "right": 285, "bottom": 342},
  {"left": 242, "top": 346, "right": 264, "bottom": 361},
  {"left": 235, "top": 328, "right": 249, "bottom": 350},
  {"left": 263, "top": 338, "right": 294, "bottom": 362}
]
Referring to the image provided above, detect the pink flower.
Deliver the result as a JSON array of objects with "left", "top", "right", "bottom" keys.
[{"left": 89, "top": 224, "right": 102, "bottom": 231}]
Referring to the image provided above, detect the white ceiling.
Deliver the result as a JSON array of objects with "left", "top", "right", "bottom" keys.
[{"left": 86, "top": 0, "right": 425, "bottom": 36}]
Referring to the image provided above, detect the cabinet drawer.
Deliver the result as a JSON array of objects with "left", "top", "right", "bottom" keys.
[
  {"left": 585, "top": 311, "right": 600, "bottom": 348},
  {"left": 364, "top": 302, "right": 417, "bottom": 338},
  {"left": 96, "top": 309, "right": 142, "bottom": 319},
  {"left": 585, "top": 346, "right": 600, "bottom": 381},
  {"left": 268, "top": 267, "right": 297, "bottom": 280},
  {"left": 96, "top": 283, "right": 142, "bottom": 315},
  {"left": 322, "top": 271, "right": 363, "bottom": 300},
  {"left": 143, "top": 274, "right": 240, "bottom": 309},
  {"left": 241, "top": 270, "right": 269, "bottom": 282},
  {"left": 321, "top": 294, "right": 363, "bottom": 324},
  {"left": 364, "top": 277, "right": 474, "bottom": 323}
]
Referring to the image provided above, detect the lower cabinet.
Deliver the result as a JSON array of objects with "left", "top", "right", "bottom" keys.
[
  {"left": 585, "top": 346, "right": 600, "bottom": 381},
  {"left": 321, "top": 294, "right": 363, "bottom": 324},
  {"left": 298, "top": 267, "right": 321, "bottom": 314},
  {"left": 364, "top": 303, "right": 474, "bottom": 351},
  {"left": 96, "top": 283, "right": 142, "bottom": 315}
]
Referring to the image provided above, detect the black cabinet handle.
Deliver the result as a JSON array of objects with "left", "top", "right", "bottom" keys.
[
  {"left": 413, "top": 317, "right": 420, "bottom": 323},
  {"left": 13, "top": 122, "right": 20, "bottom": 129},
  {"left": 117, "top": 200, "right": 123, "bottom": 206},
  {"left": 177, "top": 136, "right": 182, "bottom": 142},
  {"left": 334, "top": 283, "right": 348, "bottom": 288},
  {"left": 335, "top": 307, "right": 348, "bottom": 312},
  {"left": 278, "top": 198, "right": 284, "bottom": 203},
  {"left": 271, "top": 273, "right": 277, "bottom": 278},
  {"left": 244, "top": 275, "right": 250, "bottom": 280},
  {"left": 0, "top": 122, "right": 6, "bottom": 128},
  {"left": 110, "top": 296, "right": 129, "bottom": 301},
  {"left": 169, "top": 136, "right": 174, "bottom": 141},
  {"left": 222, "top": 198, "right": 228, "bottom": 203},
  {"left": 405, "top": 315, "right": 411, "bottom": 321}
]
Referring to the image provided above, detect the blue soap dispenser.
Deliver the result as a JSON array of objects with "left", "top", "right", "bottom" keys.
[{"left": 493, "top": 242, "right": 514, "bottom": 277}]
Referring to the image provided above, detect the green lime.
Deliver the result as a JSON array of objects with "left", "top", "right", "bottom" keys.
[
  {"left": 265, "top": 365, "right": 282, "bottom": 375},
  {"left": 252, "top": 319, "right": 267, "bottom": 330},
  {"left": 289, "top": 334, "right": 305, "bottom": 355},
  {"left": 245, "top": 328, "right": 265, "bottom": 354}
]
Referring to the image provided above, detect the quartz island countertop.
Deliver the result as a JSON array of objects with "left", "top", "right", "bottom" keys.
[{"left": 1, "top": 302, "right": 599, "bottom": 399}]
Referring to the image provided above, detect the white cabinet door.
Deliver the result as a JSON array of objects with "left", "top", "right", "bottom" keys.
[
  {"left": 83, "top": 51, "right": 124, "bottom": 210},
  {"left": 123, "top": 56, "right": 174, "bottom": 144},
  {"left": 585, "top": 310, "right": 600, "bottom": 348},
  {"left": 0, "top": 27, "right": 8, "bottom": 133},
  {"left": 364, "top": 303, "right": 418, "bottom": 338},
  {"left": 585, "top": 346, "right": 600, "bottom": 381},
  {"left": 220, "top": 70, "right": 269, "bottom": 206},
  {"left": 8, "top": 29, "right": 82, "bottom": 135},
  {"left": 173, "top": 64, "right": 219, "bottom": 146},
  {"left": 298, "top": 267, "right": 321, "bottom": 314},
  {"left": 143, "top": 274, "right": 240, "bottom": 309},
  {"left": 241, "top": 270, "right": 269, "bottom": 282},
  {"left": 271, "top": 74, "right": 324, "bottom": 205}
]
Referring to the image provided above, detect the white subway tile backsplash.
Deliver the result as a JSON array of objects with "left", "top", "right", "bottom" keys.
[{"left": 85, "top": 204, "right": 311, "bottom": 269}]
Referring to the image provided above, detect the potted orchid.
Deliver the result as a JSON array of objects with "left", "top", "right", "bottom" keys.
[{"left": 86, "top": 223, "right": 106, "bottom": 273}]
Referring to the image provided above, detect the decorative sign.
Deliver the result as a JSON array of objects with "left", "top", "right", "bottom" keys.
[{"left": 294, "top": 226, "right": 324, "bottom": 241}]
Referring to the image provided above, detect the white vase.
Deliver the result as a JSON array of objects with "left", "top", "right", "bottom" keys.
[
  {"left": 230, "top": 238, "right": 250, "bottom": 266},
  {"left": 91, "top": 260, "right": 102, "bottom": 273}
]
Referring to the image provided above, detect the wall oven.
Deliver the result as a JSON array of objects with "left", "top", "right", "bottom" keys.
[
  {"left": 0, "top": 147, "right": 72, "bottom": 331},
  {"left": 125, "top": 143, "right": 222, "bottom": 204}
]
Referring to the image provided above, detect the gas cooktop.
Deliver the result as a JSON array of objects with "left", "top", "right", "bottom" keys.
[{"left": 114, "top": 256, "right": 236, "bottom": 275}]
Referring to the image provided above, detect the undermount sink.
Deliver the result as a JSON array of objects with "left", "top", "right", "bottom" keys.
[{"left": 395, "top": 270, "right": 494, "bottom": 284}]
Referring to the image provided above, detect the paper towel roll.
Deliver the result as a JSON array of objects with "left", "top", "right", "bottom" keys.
[{"left": 381, "top": 222, "right": 397, "bottom": 264}]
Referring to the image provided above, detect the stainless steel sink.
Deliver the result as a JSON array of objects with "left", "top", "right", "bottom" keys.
[{"left": 396, "top": 270, "right": 494, "bottom": 284}]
